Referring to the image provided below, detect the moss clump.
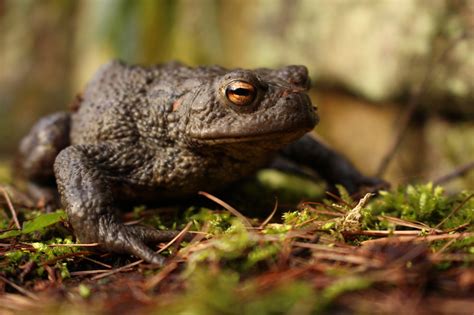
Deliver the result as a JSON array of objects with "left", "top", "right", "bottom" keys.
[
  {"left": 187, "top": 219, "right": 282, "bottom": 273},
  {"left": 363, "top": 183, "right": 474, "bottom": 230},
  {"left": 3, "top": 237, "right": 78, "bottom": 279},
  {"left": 161, "top": 267, "right": 316, "bottom": 315}
]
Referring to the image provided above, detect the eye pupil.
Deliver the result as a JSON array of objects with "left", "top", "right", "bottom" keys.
[{"left": 232, "top": 88, "right": 251, "bottom": 96}]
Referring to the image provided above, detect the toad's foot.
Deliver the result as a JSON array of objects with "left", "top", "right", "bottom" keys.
[
  {"left": 81, "top": 216, "right": 189, "bottom": 265},
  {"left": 281, "top": 134, "right": 389, "bottom": 196}
]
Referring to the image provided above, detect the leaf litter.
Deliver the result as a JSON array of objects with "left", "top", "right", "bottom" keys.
[{"left": 0, "top": 181, "right": 473, "bottom": 315}]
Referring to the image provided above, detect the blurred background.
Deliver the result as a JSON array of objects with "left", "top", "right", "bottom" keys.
[{"left": 0, "top": 0, "right": 473, "bottom": 189}]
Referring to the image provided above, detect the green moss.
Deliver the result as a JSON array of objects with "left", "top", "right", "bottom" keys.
[
  {"left": 78, "top": 284, "right": 91, "bottom": 299},
  {"left": 282, "top": 208, "right": 315, "bottom": 226},
  {"left": 257, "top": 169, "right": 325, "bottom": 201},
  {"left": 186, "top": 207, "right": 234, "bottom": 235},
  {"left": 161, "top": 267, "right": 316, "bottom": 315},
  {"left": 3, "top": 237, "right": 78, "bottom": 279},
  {"left": 363, "top": 183, "right": 474, "bottom": 230},
  {"left": 319, "top": 276, "right": 373, "bottom": 310}
]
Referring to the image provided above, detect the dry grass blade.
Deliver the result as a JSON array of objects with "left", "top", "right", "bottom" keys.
[
  {"left": 156, "top": 222, "right": 192, "bottom": 254},
  {"left": 0, "top": 275, "right": 39, "bottom": 300},
  {"left": 432, "top": 238, "right": 457, "bottom": 256},
  {"left": 435, "top": 193, "right": 473, "bottom": 230},
  {"left": 143, "top": 223, "right": 194, "bottom": 289},
  {"left": 430, "top": 253, "right": 474, "bottom": 262},
  {"left": 312, "top": 252, "right": 383, "bottom": 268},
  {"left": 325, "top": 190, "right": 352, "bottom": 208},
  {"left": 48, "top": 242, "right": 99, "bottom": 247},
  {"left": 300, "top": 200, "right": 346, "bottom": 215},
  {"left": 0, "top": 186, "right": 21, "bottom": 229},
  {"left": 91, "top": 259, "right": 143, "bottom": 280},
  {"left": 295, "top": 216, "right": 325, "bottom": 228},
  {"left": 292, "top": 241, "right": 357, "bottom": 254},
  {"left": 81, "top": 256, "right": 113, "bottom": 269},
  {"left": 144, "top": 260, "right": 179, "bottom": 290},
  {"left": 444, "top": 222, "right": 471, "bottom": 233},
  {"left": 259, "top": 198, "right": 278, "bottom": 229},
  {"left": 361, "top": 232, "right": 474, "bottom": 246},
  {"left": 198, "top": 191, "right": 252, "bottom": 228},
  {"left": 378, "top": 215, "right": 441, "bottom": 232},
  {"left": 70, "top": 270, "right": 112, "bottom": 276},
  {"left": 344, "top": 230, "right": 426, "bottom": 238}
]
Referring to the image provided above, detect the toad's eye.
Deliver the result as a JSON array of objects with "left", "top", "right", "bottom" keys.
[{"left": 225, "top": 81, "right": 257, "bottom": 106}]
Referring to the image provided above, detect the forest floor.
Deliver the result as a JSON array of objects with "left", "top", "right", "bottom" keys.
[{"left": 0, "top": 163, "right": 473, "bottom": 315}]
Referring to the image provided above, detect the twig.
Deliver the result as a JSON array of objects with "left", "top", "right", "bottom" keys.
[
  {"left": 198, "top": 191, "right": 253, "bottom": 228},
  {"left": 378, "top": 215, "right": 442, "bottom": 233},
  {"left": 0, "top": 186, "right": 21, "bottom": 229},
  {"left": 70, "top": 270, "right": 111, "bottom": 276},
  {"left": 143, "top": 223, "right": 195, "bottom": 289},
  {"left": 48, "top": 242, "right": 99, "bottom": 247},
  {"left": 0, "top": 275, "right": 39, "bottom": 300},
  {"left": 156, "top": 222, "right": 192, "bottom": 254},
  {"left": 311, "top": 252, "right": 383, "bottom": 268},
  {"left": 375, "top": 32, "right": 469, "bottom": 177},
  {"left": 345, "top": 230, "right": 427, "bottom": 237},
  {"left": 433, "top": 160, "right": 474, "bottom": 186},
  {"left": 430, "top": 253, "right": 474, "bottom": 262},
  {"left": 259, "top": 198, "right": 278, "bottom": 229},
  {"left": 325, "top": 191, "right": 352, "bottom": 208},
  {"left": 361, "top": 232, "right": 474, "bottom": 246},
  {"left": 91, "top": 259, "right": 143, "bottom": 280},
  {"left": 435, "top": 193, "right": 473, "bottom": 229},
  {"left": 292, "top": 242, "right": 358, "bottom": 254},
  {"left": 81, "top": 256, "right": 113, "bottom": 269},
  {"left": 144, "top": 260, "right": 179, "bottom": 290},
  {"left": 300, "top": 201, "right": 346, "bottom": 214},
  {"left": 432, "top": 238, "right": 457, "bottom": 256}
]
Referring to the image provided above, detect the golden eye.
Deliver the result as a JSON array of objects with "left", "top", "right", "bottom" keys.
[{"left": 225, "top": 81, "right": 257, "bottom": 106}]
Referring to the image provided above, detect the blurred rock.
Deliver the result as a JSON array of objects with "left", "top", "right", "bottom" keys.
[{"left": 228, "top": 0, "right": 473, "bottom": 116}]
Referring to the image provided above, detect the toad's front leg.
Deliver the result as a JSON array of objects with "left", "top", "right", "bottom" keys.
[
  {"left": 281, "top": 134, "right": 388, "bottom": 195},
  {"left": 54, "top": 144, "right": 180, "bottom": 265}
]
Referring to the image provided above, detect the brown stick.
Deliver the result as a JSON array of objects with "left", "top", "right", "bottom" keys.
[
  {"left": 433, "top": 160, "right": 474, "bottom": 186},
  {"left": 435, "top": 193, "right": 473, "bottom": 230},
  {"left": 0, "top": 275, "right": 39, "bottom": 300},
  {"left": 375, "top": 33, "right": 469, "bottom": 178},
  {"left": 198, "top": 191, "right": 253, "bottom": 228},
  {"left": 0, "top": 186, "right": 21, "bottom": 229}
]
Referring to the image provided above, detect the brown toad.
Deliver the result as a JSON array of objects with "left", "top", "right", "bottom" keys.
[{"left": 18, "top": 61, "right": 384, "bottom": 264}]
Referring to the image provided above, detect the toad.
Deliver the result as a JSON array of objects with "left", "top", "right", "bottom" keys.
[{"left": 17, "top": 61, "right": 384, "bottom": 264}]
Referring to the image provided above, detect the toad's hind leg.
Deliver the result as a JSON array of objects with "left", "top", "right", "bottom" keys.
[{"left": 17, "top": 112, "right": 70, "bottom": 206}]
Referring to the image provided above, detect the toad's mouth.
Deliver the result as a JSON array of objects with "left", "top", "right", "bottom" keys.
[
  {"left": 195, "top": 106, "right": 319, "bottom": 145},
  {"left": 199, "top": 125, "right": 314, "bottom": 144}
]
